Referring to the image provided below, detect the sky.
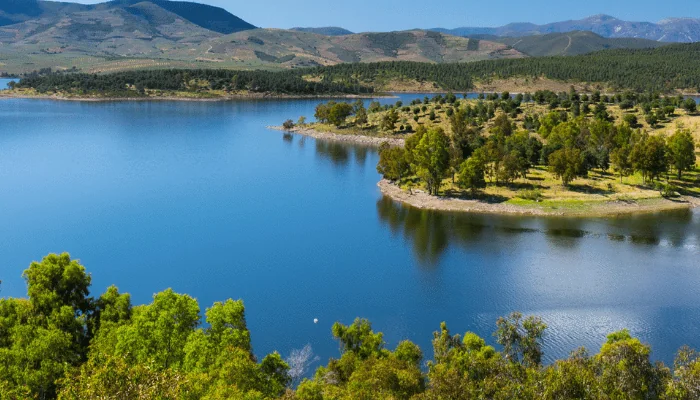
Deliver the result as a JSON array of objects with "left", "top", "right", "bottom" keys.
[{"left": 71, "top": 0, "right": 700, "bottom": 32}]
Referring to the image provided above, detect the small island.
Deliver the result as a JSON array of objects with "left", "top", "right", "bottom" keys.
[{"left": 280, "top": 91, "right": 700, "bottom": 216}]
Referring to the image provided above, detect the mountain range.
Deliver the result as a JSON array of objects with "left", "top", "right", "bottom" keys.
[
  {"left": 0, "top": 1, "right": 697, "bottom": 75},
  {"left": 0, "top": 0, "right": 525, "bottom": 74},
  {"left": 431, "top": 14, "right": 700, "bottom": 43}
]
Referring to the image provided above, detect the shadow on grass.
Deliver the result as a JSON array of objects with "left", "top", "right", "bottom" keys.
[
  {"left": 441, "top": 188, "right": 509, "bottom": 204},
  {"left": 505, "top": 182, "right": 546, "bottom": 190},
  {"left": 567, "top": 184, "right": 614, "bottom": 196}
]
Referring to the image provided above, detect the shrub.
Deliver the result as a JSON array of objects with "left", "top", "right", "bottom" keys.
[
  {"left": 517, "top": 189, "right": 544, "bottom": 201},
  {"left": 282, "top": 119, "right": 295, "bottom": 130}
]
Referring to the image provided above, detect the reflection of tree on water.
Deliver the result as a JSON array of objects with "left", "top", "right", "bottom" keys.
[
  {"left": 376, "top": 196, "right": 450, "bottom": 265},
  {"left": 315, "top": 141, "right": 350, "bottom": 166},
  {"left": 377, "top": 196, "right": 699, "bottom": 264},
  {"left": 314, "top": 140, "right": 371, "bottom": 168}
]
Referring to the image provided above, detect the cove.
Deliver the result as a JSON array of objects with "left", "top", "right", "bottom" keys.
[{"left": 0, "top": 95, "right": 698, "bottom": 367}]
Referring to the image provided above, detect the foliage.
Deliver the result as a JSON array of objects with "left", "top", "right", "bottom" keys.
[
  {"left": 666, "top": 129, "right": 696, "bottom": 179},
  {"left": 4, "top": 254, "right": 700, "bottom": 399},
  {"left": 413, "top": 128, "right": 451, "bottom": 195}
]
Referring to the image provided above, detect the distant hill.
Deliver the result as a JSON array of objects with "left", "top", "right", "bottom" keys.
[
  {"left": 291, "top": 27, "right": 353, "bottom": 36},
  {"left": 494, "top": 31, "right": 666, "bottom": 56},
  {"left": 432, "top": 14, "right": 700, "bottom": 43},
  {"left": 0, "top": 0, "right": 256, "bottom": 34},
  {"left": 207, "top": 29, "right": 524, "bottom": 66}
]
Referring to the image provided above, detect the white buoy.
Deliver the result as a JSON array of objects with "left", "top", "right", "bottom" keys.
[{"left": 313, "top": 318, "right": 319, "bottom": 324}]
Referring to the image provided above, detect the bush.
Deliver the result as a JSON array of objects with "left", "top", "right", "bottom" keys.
[
  {"left": 517, "top": 189, "right": 544, "bottom": 201},
  {"left": 656, "top": 183, "right": 679, "bottom": 198},
  {"left": 282, "top": 119, "right": 295, "bottom": 130}
]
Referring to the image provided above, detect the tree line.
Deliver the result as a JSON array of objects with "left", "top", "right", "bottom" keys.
[
  {"left": 14, "top": 69, "right": 374, "bottom": 97},
  {"left": 307, "top": 43, "right": 700, "bottom": 92},
  {"left": 1, "top": 253, "right": 700, "bottom": 399}
]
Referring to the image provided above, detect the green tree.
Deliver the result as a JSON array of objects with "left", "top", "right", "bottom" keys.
[
  {"left": 115, "top": 289, "right": 200, "bottom": 370},
  {"left": 413, "top": 128, "right": 451, "bottom": 195},
  {"left": 377, "top": 143, "right": 409, "bottom": 181},
  {"left": 328, "top": 103, "right": 354, "bottom": 127},
  {"left": 611, "top": 145, "right": 634, "bottom": 183},
  {"left": 381, "top": 109, "right": 399, "bottom": 131},
  {"left": 630, "top": 134, "right": 668, "bottom": 184},
  {"left": 548, "top": 148, "right": 585, "bottom": 185},
  {"left": 682, "top": 98, "right": 697, "bottom": 113},
  {"left": 596, "top": 330, "right": 670, "bottom": 400},
  {"left": 494, "top": 312, "right": 547, "bottom": 368},
  {"left": 667, "top": 129, "right": 696, "bottom": 179},
  {"left": 457, "top": 156, "right": 486, "bottom": 195}
]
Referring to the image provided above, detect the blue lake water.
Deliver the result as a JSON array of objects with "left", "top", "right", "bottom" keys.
[
  {"left": 0, "top": 78, "right": 18, "bottom": 90},
  {"left": 0, "top": 95, "right": 699, "bottom": 367}
]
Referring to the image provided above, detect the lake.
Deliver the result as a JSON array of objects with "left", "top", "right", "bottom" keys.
[{"left": 0, "top": 95, "right": 699, "bottom": 367}]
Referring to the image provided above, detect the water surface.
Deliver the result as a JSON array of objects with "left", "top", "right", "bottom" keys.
[{"left": 0, "top": 96, "right": 698, "bottom": 366}]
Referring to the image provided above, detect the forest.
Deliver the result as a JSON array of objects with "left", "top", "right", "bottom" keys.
[
  {"left": 311, "top": 43, "right": 700, "bottom": 93},
  {"left": 11, "top": 42, "right": 700, "bottom": 96},
  {"left": 1, "top": 253, "right": 700, "bottom": 399},
  {"left": 12, "top": 69, "right": 374, "bottom": 97}
]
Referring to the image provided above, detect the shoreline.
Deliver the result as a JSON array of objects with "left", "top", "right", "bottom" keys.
[
  {"left": 268, "top": 126, "right": 406, "bottom": 147},
  {"left": 0, "top": 92, "right": 396, "bottom": 103},
  {"left": 378, "top": 179, "right": 698, "bottom": 217}
]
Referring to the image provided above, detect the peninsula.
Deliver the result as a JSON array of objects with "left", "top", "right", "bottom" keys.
[{"left": 281, "top": 91, "right": 699, "bottom": 216}]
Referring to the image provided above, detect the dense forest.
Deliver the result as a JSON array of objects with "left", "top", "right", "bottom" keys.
[
  {"left": 13, "top": 42, "right": 700, "bottom": 96},
  {"left": 1, "top": 253, "right": 700, "bottom": 399},
  {"left": 310, "top": 43, "right": 700, "bottom": 93},
  {"left": 13, "top": 69, "right": 374, "bottom": 97}
]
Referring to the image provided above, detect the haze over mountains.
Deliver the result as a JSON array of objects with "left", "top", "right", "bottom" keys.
[{"left": 0, "top": 0, "right": 698, "bottom": 75}]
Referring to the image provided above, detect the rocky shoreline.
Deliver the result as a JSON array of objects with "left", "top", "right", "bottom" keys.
[
  {"left": 268, "top": 126, "right": 406, "bottom": 147},
  {"left": 378, "top": 179, "right": 697, "bottom": 217}
]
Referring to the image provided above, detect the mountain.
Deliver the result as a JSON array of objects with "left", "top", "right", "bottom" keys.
[
  {"left": 204, "top": 29, "right": 524, "bottom": 66},
  {"left": 0, "top": 0, "right": 256, "bottom": 34},
  {"left": 432, "top": 14, "right": 700, "bottom": 42},
  {"left": 290, "top": 27, "right": 353, "bottom": 36},
  {"left": 493, "top": 31, "right": 665, "bottom": 57}
]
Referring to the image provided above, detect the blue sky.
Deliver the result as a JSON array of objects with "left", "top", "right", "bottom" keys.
[{"left": 72, "top": 0, "right": 700, "bottom": 32}]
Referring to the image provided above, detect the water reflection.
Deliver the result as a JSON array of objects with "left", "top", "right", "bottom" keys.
[{"left": 377, "top": 196, "right": 699, "bottom": 265}]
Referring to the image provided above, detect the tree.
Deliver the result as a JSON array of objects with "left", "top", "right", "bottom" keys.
[
  {"left": 328, "top": 102, "right": 353, "bottom": 127},
  {"left": 611, "top": 145, "right": 633, "bottom": 183},
  {"left": 596, "top": 330, "right": 669, "bottom": 400},
  {"left": 548, "top": 148, "right": 585, "bottom": 185},
  {"left": 413, "top": 128, "right": 451, "bottom": 195},
  {"left": 494, "top": 312, "right": 547, "bottom": 368},
  {"left": 682, "top": 98, "right": 697, "bottom": 113},
  {"left": 667, "top": 129, "right": 696, "bottom": 179},
  {"left": 282, "top": 119, "right": 295, "bottom": 130},
  {"left": 457, "top": 156, "right": 486, "bottom": 195},
  {"left": 354, "top": 105, "right": 368, "bottom": 126},
  {"left": 115, "top": 289, "right": 201, "bottom": 370},
  {"left": 377, "top": 142, "right": 409, "bottom": 181},
  {"left": 332, "top": 318, "right": 384, "bottom": 359},
  {"left": 630, "top": 134, "right": 668, "bottom": 184},
  {"left": 381, "top": 109, "right": 399, "bottom": 131}
]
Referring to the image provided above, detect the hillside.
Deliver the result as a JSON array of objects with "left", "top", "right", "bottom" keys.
[
  {"left": 0, "top": 0, "right": 256, "bottom": 34},
  {"left": 433, "top": 14, "right": 700, "bottom": 42},
  {"left": 290, "top": 27, "right": 353, "bottom": 36},
  {"left": 495, "top": 31, "right": 665, "bottom": 56},
  {"left": 0, "top": 25, "right": 525, "bottom": 74}
]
